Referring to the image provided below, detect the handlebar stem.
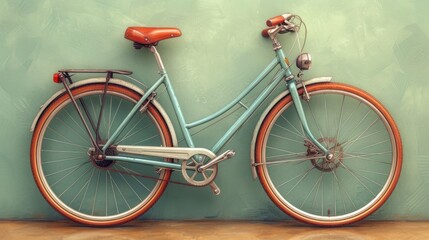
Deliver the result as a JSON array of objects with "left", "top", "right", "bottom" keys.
[{"left": 266, "top": 26, "right": 284, "bottom": 50}]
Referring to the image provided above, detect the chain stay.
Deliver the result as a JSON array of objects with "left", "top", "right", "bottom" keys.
[{"left": 105, "top": 165, "right": 197, "bottom": 187}]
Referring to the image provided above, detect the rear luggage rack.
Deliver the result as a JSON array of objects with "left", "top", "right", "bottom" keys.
[{"left": 59, "top": 69, "right": 132, "bottom": 75}]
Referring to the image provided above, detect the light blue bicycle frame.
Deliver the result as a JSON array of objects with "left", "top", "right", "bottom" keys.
[{"left": 103, "top": 48, "right": 329, "bottom": 169}]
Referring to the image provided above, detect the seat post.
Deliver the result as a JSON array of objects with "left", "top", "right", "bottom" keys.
[{"left": 149, "top": 45, "right": 166, "bottom": 74}]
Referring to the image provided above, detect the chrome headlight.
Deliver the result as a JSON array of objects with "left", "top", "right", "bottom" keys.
[{"left": 296, "top": 53, "right": 312, "bottom": 70}]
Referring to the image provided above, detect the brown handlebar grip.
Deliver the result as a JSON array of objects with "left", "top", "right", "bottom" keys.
[
  {"left": 261, "top": 27, "right": 274, "bottom": 38},
  {"left": 266, "top": 15, "right": 285, "bottom": 27}
]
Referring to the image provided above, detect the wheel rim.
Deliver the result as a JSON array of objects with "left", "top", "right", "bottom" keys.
[
  {"left": 257, "top": 85, "right": 400, "bottom": 224},
  {"left": 32, "top": 86, "right": 172, "bottom": 224}
]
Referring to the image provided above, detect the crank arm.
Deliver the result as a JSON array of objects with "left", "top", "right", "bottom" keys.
[
  {"left": 198, "top": 150, "right": 235, "bottom": 172},
  {"left": 209, "top": 181, "right": 221, "bottom": 195}
]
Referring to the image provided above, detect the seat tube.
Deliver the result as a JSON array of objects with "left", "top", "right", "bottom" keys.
[
  {"left": 163, "top": 74, "right": 195, "bottom": 148},
  {"left": 151, "top": 46, "right": 196, "bottom": 148}
]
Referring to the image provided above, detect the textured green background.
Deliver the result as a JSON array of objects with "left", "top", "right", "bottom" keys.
[{"left": 0, "top": 0, "right": 428, "bottom": 221}]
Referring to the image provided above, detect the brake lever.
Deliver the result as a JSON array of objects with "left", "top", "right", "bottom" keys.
[{"left": 283, "top": 21, "right": 299, "bottom": 32}]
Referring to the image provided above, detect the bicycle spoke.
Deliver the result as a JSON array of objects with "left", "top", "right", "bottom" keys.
[
  {"left": 355, "top": 168, "right": 389, "bottom": 176},
  {"left": 115, "top": 163, "right": 152, "bottom": 192},
  {"left": 263, "top": 155, "right": 323, "bottom": 166},
  {"left": 257, "top": 85, "right": 401, "bottom": 225},
  {"left": 69, "top": 167, "right": 94, "bottom": 206},
  {"left": 282, "top": 166, "right": 315, "bottom": 195},
  {"left": 42, "top": 149, "right": 85, "bottom": 154},
  {"left": 59, "top": 164, "right": 93, "bottom": 198},
  {"left": 339, "top": 129, "right": 386, "bottom": 147},
  {"left": 269, "top": 133, "right": 304, "bottom": 144},
  {"left": 342, "top": 119, "right": 380, "bottom": 153},
  {"left": 116, "top": 118, "right": 151, "bottom": 145},
  {"left": 91, "top": 170, "right": 101, "bottom": 215},
  {"left": 311, "top": 171, "right": 323, "bottom": 213},
  {"left": 342, "top": 152, "right": 392, "bottom": 164},
  {"left": 274, "top": 122, "right": 304, "bottom": 139},
  {"left": 108, "top": 171, "right": 120, "bottom": 215},
  {"left": 280, "top": 114, "right": 306, "bottom": 138},
  {"left": 108, "top": 99, "right": 124, "bottom": 139},
  {"left": 118, "top": 171, "right": 143, "bottom": 202},
  {"left": 132, "top": 134, "right": 161, "bottom": 145},
  {"left": 339, "top": 161, "right": 376, "bottom": 196},
  {"left": 335, "top": 95, "right": 345, "bottom": 147},
  {"left": 45, "top": 161, "right": 88, "bottom": 178},
  {"left": 78, "top": 167, "right": 96, "bottom": 212},
  {"left": 47, "top": 126, "right": 90, "bottom": 148},
  {"left": 300, "top": 172, "right": 323, "bottom": 209},
  {"left": 43, "top": 137, "right": 89, "bottom": 150},
  {"left": 99, "top": 95, "right": 110, "bottom": 137},
  {"left": 43, "top": 156, "right": 85, "bottom": 164},
  {"left": 306, "top": 102, "right": 327, "bottom": 147},
  {"left": 267, "top": 147, "right": 304, "bottom": 159},
  {"left": 324, "top": 94, "right": 330, "bottom": 138},
  {"left": 332, "top": 169, "right": 356, "bottom": 213},
  {"left": 57, "top": 112, "right": 89, "bottom": 143},
  {"left": 110, "top": 173, "right": 131, "bottom": 210}
]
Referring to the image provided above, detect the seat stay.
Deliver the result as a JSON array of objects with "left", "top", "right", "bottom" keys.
[{"left": 101, "top": 75, "right": 167, "bottom": 152}]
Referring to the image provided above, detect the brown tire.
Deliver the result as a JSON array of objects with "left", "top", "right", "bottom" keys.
[
  {"left": 31, "top": 83, "right": 173, "bottom": 226},
  {"left": 254, "top": 82, "right": 402, "bottom": 226}
]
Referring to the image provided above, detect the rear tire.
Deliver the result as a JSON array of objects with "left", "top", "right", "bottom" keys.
[{"left": 30, "top": 83, "right": 174, "bottom": 226}]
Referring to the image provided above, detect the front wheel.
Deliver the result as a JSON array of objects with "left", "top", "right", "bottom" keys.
[
  {"left": 30, "top": 83, "right": 174, "bottom": 226},
  {"left": 254, "top": 82, "right": 402, "bottom": 226}
]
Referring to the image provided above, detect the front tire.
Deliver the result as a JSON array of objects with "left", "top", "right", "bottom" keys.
[{"left": 254, "top": 82, "right": 402, "bottom": 226}]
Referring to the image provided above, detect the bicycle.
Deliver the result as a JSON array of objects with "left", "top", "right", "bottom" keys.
[{"left": 30, "top": 13, "right": 402, "bottom": 227}]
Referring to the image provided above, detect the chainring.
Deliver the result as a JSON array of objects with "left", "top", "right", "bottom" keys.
[{"left": 181, "top": 155, "right": 218, "bottom": 187}]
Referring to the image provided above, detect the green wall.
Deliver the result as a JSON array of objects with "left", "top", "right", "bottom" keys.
[{"left": 1, "top": 0, "right": 428, "bottom": 221}]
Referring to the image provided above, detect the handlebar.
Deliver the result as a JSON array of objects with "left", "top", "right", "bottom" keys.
[
  {"left": 266, "top": 13, "right": 294, "bottom": 27},
  {"left": 261, "top": 27, "right": 275, "bottom": 38},
  {"left": 262, "top": 13, "right": 297, "bottom": 38}
]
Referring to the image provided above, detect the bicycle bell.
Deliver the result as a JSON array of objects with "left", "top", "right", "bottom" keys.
[{"left": 296, "top": 53, "right": 312, "bottom": 70}]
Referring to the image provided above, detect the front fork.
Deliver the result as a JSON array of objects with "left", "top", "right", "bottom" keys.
[{"left": 287, "top": 80, "right": 331, "bottom": 158}]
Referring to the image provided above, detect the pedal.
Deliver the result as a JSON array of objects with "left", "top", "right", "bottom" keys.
[{"left": 209, "top": 181, "right": 221, "bottom": 195}]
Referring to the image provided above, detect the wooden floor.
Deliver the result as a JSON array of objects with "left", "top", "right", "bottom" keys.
[{"left": 0, "top": 220, "right": 427, "bottom": 239}]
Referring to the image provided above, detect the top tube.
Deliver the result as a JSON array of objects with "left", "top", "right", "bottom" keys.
[{"left": 186, "top": 57, "right": 280, "bottom": 129}]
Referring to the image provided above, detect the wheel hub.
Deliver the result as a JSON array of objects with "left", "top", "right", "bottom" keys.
[
  {"left": 308, "top": 137, "right": 343, "bottom": 172},
  {"left": 89, "top": 145, "right": 117, "bottom": 168}
]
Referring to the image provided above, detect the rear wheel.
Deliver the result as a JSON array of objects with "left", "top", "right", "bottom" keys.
[
  {"left": 30, "top": 83, "right": 174, "bottom": 226},
  {"left": 255, "top": 82, "right": 402, "bottom": 226}
]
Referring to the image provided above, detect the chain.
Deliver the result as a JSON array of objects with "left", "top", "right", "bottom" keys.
[{"left": 105, "top": 165, "right": 197, "bottom": 187}]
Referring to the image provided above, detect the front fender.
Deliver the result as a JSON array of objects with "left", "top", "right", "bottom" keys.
[
  {"left": 30, "top": 78, "right": 178, "bottom": 146},
  {"left": 250, "top": 76, "right": 332, "bottom": 179}
]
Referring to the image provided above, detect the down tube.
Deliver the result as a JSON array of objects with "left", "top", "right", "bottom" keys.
[{"left": 211, "top": 72, "right": 285, "bottom": 154}]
